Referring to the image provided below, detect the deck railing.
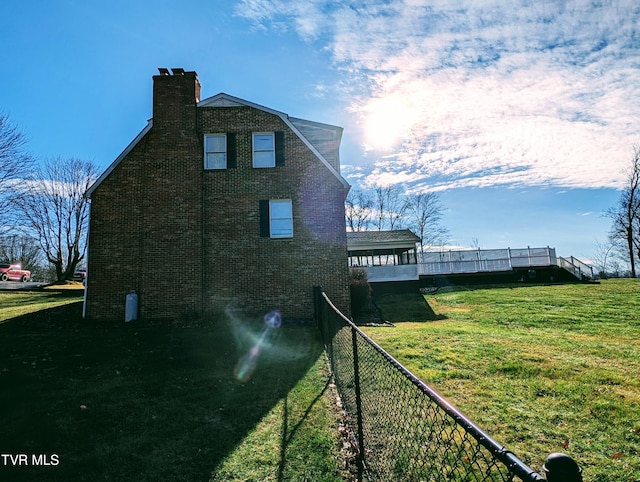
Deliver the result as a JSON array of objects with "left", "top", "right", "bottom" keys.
[
  {"left": 558, "top": 256, "right": 594, "bottom": 280},
  {"left": 417, "top": 247, "right": 593, "bottom": 280},
  {"left": 418, "top": 247, "right": 556, "bottom": 276}
]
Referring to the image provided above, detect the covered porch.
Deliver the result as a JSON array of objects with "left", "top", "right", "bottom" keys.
[{"left": 347, "top": 229, "right": 420, "bottom": 282}]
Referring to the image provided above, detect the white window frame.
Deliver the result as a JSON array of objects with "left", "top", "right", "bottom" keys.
[
  {"left": 269, "top": 199, "right": 293, "bottom": 238},
  {"left": 204, "top": 134, "right": 227, "bottom": 170},
  {"left": 252, "top": 132, "right": 275, "bottom": 168}
]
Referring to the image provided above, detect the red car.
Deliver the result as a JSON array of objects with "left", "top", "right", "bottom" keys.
[{"left": 0, "top": 264, "right": 31, "bottom": 282}]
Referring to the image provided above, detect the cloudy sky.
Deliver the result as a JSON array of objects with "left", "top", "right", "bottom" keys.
[{"left": 1, "top": 0, "right": 638, "bottom": 260}]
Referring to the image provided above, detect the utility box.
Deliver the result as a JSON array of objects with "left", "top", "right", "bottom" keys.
[{"left": 125, "top": 291, "right": 138, "bottom": 322}]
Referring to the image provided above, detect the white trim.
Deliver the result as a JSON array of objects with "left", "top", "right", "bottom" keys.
[
  {"left": 82, "top": 201, "right": 90, "bottom": 318},
  {"left": 85, "top": 121, "right": 153, "bottom": 198},
  {"left": 348, "top": 240, "right": 419, "bottom": 251},
  {"left": 289, "top": 116, "right": 343, "bottom": 170},
  {"left": 285, "top": 120, "right": 347, "bottom": 186}
]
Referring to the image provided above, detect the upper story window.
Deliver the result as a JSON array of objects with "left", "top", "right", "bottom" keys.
[
  {"left": 253, "top": 131, "right": 285, "bottom": 168},
  {"left": 204, "top": 133, "right": 236, "bottom": 170},
  {"left": 204, "top": 134, "right": 227, "bottom": 169},
  {"left": 253, "top": 133, "right": 275, "bottom": 168}
]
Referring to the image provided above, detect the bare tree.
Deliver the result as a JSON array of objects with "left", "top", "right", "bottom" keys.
[
  {"left": 345, "top": 189, "right": 373, "bottom": 232},
  {"left": 634, "top": 203, "right": 640, "bottom": 271},
  {"left": 0, "top": 234, "right": 41, "bottom": 268},
  {"left": 372, "top": 185, "right": 409, "bottom": 231},
  {"left": 591, "top": 237, "right": 617, "bottom": 279},
  {"left": 406, "top": 191, "right": 448, "bottom": 252},
  {"left": 13, "top": 157, "right": 99, "bottom": 281},
  {"left": 0, "top": 113, "right": 32, "bottom": 233},
  {"left": 0, "top": 233, "right": 52, "bottom": 280},
  {"left": 606, "top": 145, "right": 640, "bottom": 278}
]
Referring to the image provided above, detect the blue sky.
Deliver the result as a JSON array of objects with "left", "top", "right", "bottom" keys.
[{"left": 1, "top": 0, "right": 638, "bottom": 262}]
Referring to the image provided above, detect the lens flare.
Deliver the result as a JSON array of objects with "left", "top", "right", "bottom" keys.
[
  {"left": 264, "top": 310, "right": 282, "bottom": 328},
  {"left": 234, "top": 334, "right": 265, "bottom": 382},
  {"left": 233, "top": 310, "right": 282, "bottom": 382}
]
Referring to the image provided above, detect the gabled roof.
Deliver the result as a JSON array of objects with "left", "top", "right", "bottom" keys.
[
  {"left": 347, "top": 229, "right": 420, "bottom": 251},
  {"left": 86, "top": 92, "right": 349, "bottom": 198}
]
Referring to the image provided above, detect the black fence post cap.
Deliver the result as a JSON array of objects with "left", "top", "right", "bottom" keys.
[{"left": 542, "top": 453, "right": 582, "bottom": 481}]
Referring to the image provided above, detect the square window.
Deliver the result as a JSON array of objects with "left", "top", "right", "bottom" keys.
[
  {"left": 269, "top": 200, "right": 293, "bottom": 238},
  {"left": 253, "top": 133, "right": 275, "bottom": 168},
  {"left": 204, "top": 134, "right": 227, "bottom": 169}
]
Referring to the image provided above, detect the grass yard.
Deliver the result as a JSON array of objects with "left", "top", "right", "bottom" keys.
[
  {"left": 0, "top": 291, "right": 348, "bottom": 481},
  {"left": 0, "top": 287, "right": 83, "bottom": 323},
  {"left": 364, "top": 279, "right": 640, "bottom": 482}
]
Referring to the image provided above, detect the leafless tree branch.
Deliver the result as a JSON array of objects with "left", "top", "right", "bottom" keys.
[
  {"left": 345, "top": 189, "right": 373, "bottom": 232},
  {"left": 605, "top": 144, "right": 640, "bottom": 277},
  {"left": 12, "top": 157, "right": 98, "bottom": 281},
  {"left": 0, "top": 113, "right": 32, "bottom": 233}
]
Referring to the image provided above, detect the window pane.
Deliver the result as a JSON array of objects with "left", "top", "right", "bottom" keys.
[
  {"left": 206, "top": 153, "right": 227, "bottom": 169},
  {"left": 270, "top": 219, "right": 293, "bottom": 238},
  {"left": 254, "top": 133, "right": 274, "bottom": 151},
  {"left": 254, "top": 150, "right": 275, "bottom": 168},
  {"left": 270, "top": 200, "right": 291, "bottom": 218},
  {"left": 205, "top": 135, "right": 226, "bottom": 152}
]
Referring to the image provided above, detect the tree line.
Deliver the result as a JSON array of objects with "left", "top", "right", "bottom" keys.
[{"left": 0, "top": 113, "right": 98, "bottom": 282}]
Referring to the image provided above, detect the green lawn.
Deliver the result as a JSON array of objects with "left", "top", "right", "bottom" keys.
[
  {"left": 364, "top": 279, "right": 640, "bottom": 482},
  {"left": 7, "top": 281, "right": 637, "bottom": 481},
  {"left": 0, "top": 291, "right": 348, "bottom": 481},
  {"left": 0, "top": 288, "right": 83, "bottom": 323}
]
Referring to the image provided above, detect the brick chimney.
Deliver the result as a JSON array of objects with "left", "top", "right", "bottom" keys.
[{"left": 152, "top": 68, "right": 201, "bottom": 130}]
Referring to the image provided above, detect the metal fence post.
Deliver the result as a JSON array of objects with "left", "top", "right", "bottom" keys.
[
  {"left": 313, "top": 286, "right": 324, "bottom": 341},
  {"left": 351, "top": 325, "right": 365, "bottom": 481},
  {"left": 542, "top": 453, "right": 583, "bottom": 482}
]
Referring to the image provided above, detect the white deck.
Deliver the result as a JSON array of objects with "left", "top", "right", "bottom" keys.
[{"left": 356, "top": 247, "right": 594, "bottom": 282}]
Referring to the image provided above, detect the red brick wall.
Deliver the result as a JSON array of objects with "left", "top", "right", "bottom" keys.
[{"left": 86, "top": 74, "right": 350, "bottom": 321}]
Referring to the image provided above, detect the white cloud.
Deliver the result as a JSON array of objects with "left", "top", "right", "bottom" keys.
[{"left": 237, "top": 0, "right": 640, "bottom": 191}]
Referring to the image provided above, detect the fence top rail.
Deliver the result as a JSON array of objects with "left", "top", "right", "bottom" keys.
[{"left": 320, "top": 290, "right": 545, "bottom": 481}]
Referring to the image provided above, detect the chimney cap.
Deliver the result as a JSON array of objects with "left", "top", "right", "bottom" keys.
[
  {"left": 171, "top": 68, "right": 185, "bottom": 75},
  {"left": 157, "top": 67, "right": 170, "bottom": 76}
]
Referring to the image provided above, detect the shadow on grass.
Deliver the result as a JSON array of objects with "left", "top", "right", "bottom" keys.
[
  {"left": 277, "top": 377, "right": 332, "bottom": 481},
  {"left": 0, "top": 303, "right": 325, "bottom": 481},
  {"left": 374, "top": 292, "right": 447, "bottom": 323}
]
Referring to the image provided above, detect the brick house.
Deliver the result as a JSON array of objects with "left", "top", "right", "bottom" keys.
[{"left": 84, "top": 68, "right": 351, "bottom": 321}]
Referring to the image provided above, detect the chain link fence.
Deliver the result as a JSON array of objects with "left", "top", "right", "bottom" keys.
[{"left": 314, "top": 287, "right": 567, "bottom": 482}]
